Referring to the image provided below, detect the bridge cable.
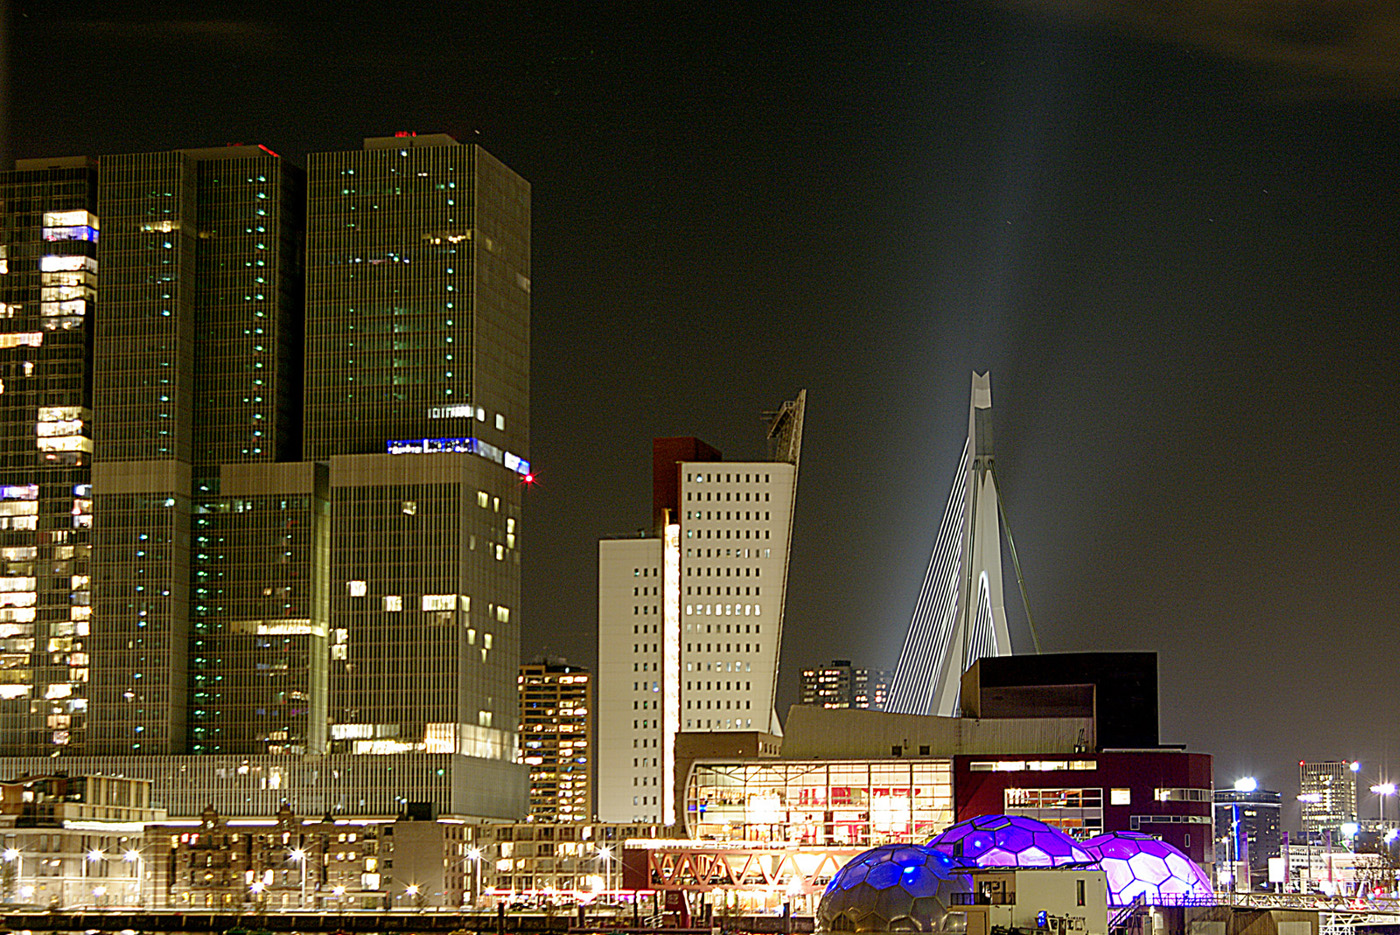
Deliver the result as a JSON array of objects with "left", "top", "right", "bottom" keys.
[{"left": 991, "top": 462, "right": 1040, "bottom": 654}]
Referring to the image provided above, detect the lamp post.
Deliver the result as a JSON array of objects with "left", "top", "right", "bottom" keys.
[
  {"left": 84, "top": 848, "right": 103, "bottom": 908},
  {"left": 599, "top": 846, "right": 613, "bottom": 897},
  {"left": 123, "top": 848, "right": 143, "bottom": 907},
  {"left": 290, "top": 847, "right": 307, "bottom": 908},
  {"left": 1371, "top": 783, "right": 1396, "bottom": 824},
  {"left": 3, "top": 847, "right": 20, "bottom": 904},
  {"left": 467, "top": 847, "right": 481, "bottom": 908}
]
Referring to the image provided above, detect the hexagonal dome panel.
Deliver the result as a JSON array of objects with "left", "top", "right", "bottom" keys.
[
  {"left": 1081, "top": 831, "right": 1213, "bottom": 905},
  {"left": 818, "top": 844, "right": 970, "bottom": 932},
  {"left": 926, "top": 814, "right": 1094, "bottom": 867}
]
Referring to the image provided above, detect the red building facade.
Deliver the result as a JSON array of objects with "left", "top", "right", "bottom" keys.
[{"left": 953, "top": 751, "right": 1214, "bottom": 866}]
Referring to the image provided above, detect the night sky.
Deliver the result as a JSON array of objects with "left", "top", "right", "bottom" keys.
[{"left": 13, "top": 2, "right": 1400, "bottom": 822}]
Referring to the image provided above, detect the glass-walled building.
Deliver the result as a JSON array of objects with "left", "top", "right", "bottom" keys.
[
  {"left": 0, "top": 157, "right": 99, "bottom": 755},
  {"left": 686, "top": 758, "right": 954, "bottom": 845},
  {"left": 0, "top": 134, "right": 531, "bottom": 821}
]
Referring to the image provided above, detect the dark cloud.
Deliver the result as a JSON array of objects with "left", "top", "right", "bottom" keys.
[{"left": 996, "top": 0, "right": 1400, "bottom": 97}]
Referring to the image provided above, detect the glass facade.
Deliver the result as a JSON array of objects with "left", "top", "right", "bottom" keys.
[
  {"left": 303, "top": 136, "right": 529, "bottom": 462},
  {"left": 190, "top": 462, "right": 329, "bottom": 755},
  {"left": 326, "top": 453, "right": 520, "bottom": 763},
  {"left": 90, "top": 147, "right": 303, "bottom": 756},
  {"left": 0, "top": 161, "right": 98, "bottom": 754},
  {"left": 686, "top": 759, "right": 954, "bottom": 846},
  {"left": 192, "top": 156, "right": 304, "bottom": 469}
]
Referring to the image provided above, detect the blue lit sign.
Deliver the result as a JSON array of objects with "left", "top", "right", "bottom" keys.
[{"left": 386, "top": 437, "right": 531, "bottom": 476}]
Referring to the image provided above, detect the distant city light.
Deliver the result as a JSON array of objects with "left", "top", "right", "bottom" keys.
[
  {"left": 1234, "top": 777, "right": 1258, "bottom": 792},
  {"left": 1351, "top": 762, "right": 1362, "bottom": 773}
]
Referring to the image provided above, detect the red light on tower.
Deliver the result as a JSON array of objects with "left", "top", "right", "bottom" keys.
[{"left": 523, "top": 473, "right": 535, "bottom": 485}]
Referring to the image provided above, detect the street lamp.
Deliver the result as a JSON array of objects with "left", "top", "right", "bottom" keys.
[
  {"left": 3, "top": 848, "right": 20, "bottom": 904},
  {"left": 84, "top": 848, "right": 103, "bottom": 906},
  {"left": 123, "top": 848, "right": 143, "bottom": 907},
  {"left": 466, "top": 847, "right": 481, "bottom": 908},
  {"left": 1371, "top": 783, "right": 1396, "bottom": 823},
  {"left": 290, "top": 847, "right": 308, "bottom": 908},
  {"left": 599, "top": 846, "right": 613, "bottom": 896}
]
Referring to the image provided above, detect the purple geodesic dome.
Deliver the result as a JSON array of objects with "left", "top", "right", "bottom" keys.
[
  {"left": 926, "top": 814, "right": 1094, "bottom": 867},
  {"left": 1081, "top": 832, "right": 1214, "bottom": 905},
  {"left": 817, "top": 843, "right": 970, "bottom": 933}
]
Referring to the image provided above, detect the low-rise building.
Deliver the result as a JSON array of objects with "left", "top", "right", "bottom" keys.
[
  {"left": 149, "top": 806, "right": 480, "bottom": 909},
  {"left": 0, "top": 774, "right": 162, "bottom": 908},
  {"left": 473, "top": 821, "right": 661, "bottom": 901}
]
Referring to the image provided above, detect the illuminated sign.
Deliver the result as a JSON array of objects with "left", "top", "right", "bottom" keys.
[
  {"left": 386, "top": 436, "right": 532, "bottom": 476},
  {"left": 42, "top": 226, "right": 98, "bottom": 243},
  {"left": 0, "top": 485, "right": 38, "bottom": 501}
]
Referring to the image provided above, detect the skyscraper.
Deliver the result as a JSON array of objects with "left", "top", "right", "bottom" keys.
[
  {"left": 0, "top": 134, "right": 531, "bottom": 820},
  {"left": 519, "top": 662, "right": 593, "bottom": 822},
  {"left": 1299, "top": 760, "right": 1359, "bottom": 839},
  {"left": 596, "top": 392, "right": 805, "bottom": 824},
  {"left": 89, "top": 145, "right": 304, "bottom": 756}
]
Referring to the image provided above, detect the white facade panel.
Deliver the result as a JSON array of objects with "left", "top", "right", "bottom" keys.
[
  {"left": 678, "top": 461, "right": 796, "bottom": 736},
  {"left": 596, "top": 537, "right": 665, "bottom": 823}
]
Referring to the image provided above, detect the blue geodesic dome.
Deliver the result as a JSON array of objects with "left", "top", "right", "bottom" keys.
[
  {"left": 926, "top": 814, "right": 1094, "bottom": 867},
  {"left": 817, "top": 843, "right": 970, "bottom": 932},
  {"left": 1081, "top": 832, "right": 1214, "bottom": 905}
]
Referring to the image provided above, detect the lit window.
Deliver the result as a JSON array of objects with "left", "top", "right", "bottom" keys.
[
  {"left": 383, "top": 595, "right": 403, "bottom": 612},
  {"left": 401, "top": 501, "right": 417, "bottom": 515},
  {"left": 1111, "top": 788, "right": 1131, "bottom": 806},
  {"left": 422, "top": 594, "right": 455, "bottom": 612},
  {"left": 347, "top": 580, "right": 366, "bottom": 597}
]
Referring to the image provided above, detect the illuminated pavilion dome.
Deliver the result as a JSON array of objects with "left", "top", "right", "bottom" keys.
[
  {"left": 926, "top": 814, "right": 1094, "bottom": 867},
  {"left": 817, "top": 843, "right": 970, "bottom": 933},
  {"left": 1080, "top": 832, "right": 1214, "bottom": 905}
]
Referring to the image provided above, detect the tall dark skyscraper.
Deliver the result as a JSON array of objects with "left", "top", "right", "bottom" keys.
[{"left": 0, "top": 135, "right": 531, "bottom": 820}]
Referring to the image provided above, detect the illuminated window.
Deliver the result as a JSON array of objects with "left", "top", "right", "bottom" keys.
[
  {"left": 1110, "top": 788, "right": 1131, "bottom": 806},
  {"left": 401, "top": 501, "right": 416, "bottom": 515},
  {"left": 347, "top": 580, "right": 367, "bottom": 597},
  {"left": 383, "top": 595, "right": 402, "bottom": 612},
  {"left": 422, "top": 594, "right": 455, "bottom": 612}
]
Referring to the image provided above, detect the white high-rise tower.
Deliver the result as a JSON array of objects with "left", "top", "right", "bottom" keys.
[{"left": 596, "top": 392, "right": 805, "bottom": 824}]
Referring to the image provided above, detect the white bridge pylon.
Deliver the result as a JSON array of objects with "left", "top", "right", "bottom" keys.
[{"left": 888, "top": 372, "right": 1011, "bottom": 717}]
